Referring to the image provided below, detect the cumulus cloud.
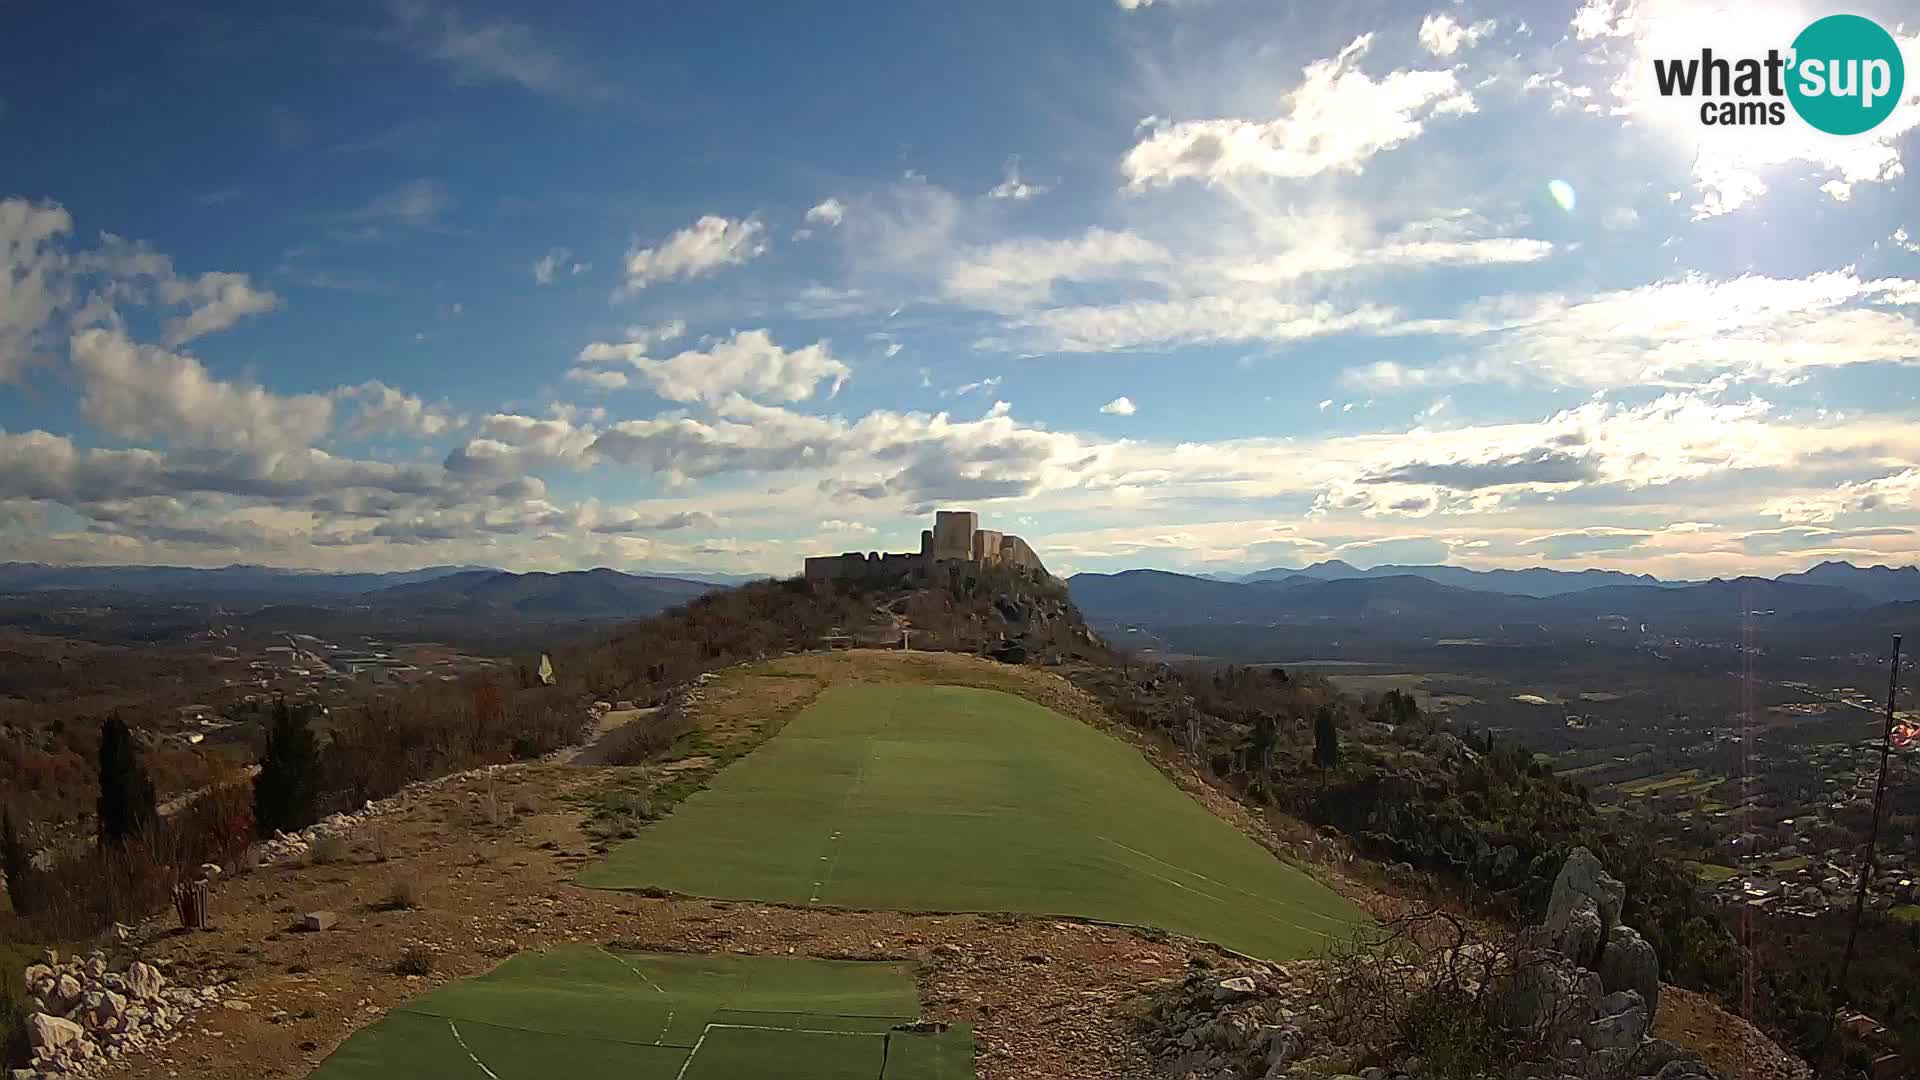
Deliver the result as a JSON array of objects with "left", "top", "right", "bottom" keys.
[
  {"left": 339, "top": 380, "right": 458, "bottom": 438},
  {"left": 573, "top": 328, "right": 848, "bottom": 405},
  {"left": 1100, "top": 396, "right": 1138, "bottom": 416},
  {"left": 804, "top": 198, "right": 847, "bottom": 227},
  {"left": 70, "top": 328, "right": 333, "bottom": 453},
  {"left": 0, "top": 197, "right": 75, "bottom": 381},
  {"left": 159, "top": 271, "right": 281, "bottom": 344},
  {"left": 617, "top": 215, "right": 767, "bottom": 295},
  {"left": 1122, "top": 35, "right": 1467, "bottom": 188},
  {"left": 1417, "top": 13, "right": 1495, "bottom": 57}
]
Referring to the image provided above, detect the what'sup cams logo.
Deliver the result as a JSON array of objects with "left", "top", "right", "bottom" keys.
[{"left": 1653, "top": 14, "right": 1904, "bottom": 133}]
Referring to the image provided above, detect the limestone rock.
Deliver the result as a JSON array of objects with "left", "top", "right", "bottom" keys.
[
  {"left": 1545, "top": 847, "right": 1623, "bottom": 965},
  {"left": 127, "top": 960, "right": 165, "bottom": 1001},
  {"left": 301, "top": 910, "right": 338, "bottom": 932},
  {"left": 26, "top": 1013, "right": 84, "bottom": 1052},
  {"left": 48, "top": 973, "right": 83, "bottom": 1014},
  {"left": 1584, "top": 990, "right": 1647, "bottom": 1051},
  {"left": 1597, "top": 924, "right": 1661, "bottom": 1020},
  {"left": 1213, "top": 976, "right": 1257, "bottom": 1002}
]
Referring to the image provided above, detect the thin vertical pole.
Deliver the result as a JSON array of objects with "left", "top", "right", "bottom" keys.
[{"left": 1816, "top": 634, "right": 1903, "bottom": 1075}]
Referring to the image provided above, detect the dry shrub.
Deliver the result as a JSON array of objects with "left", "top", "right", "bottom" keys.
[
  {"left": 308, "top": 834, "right": 351, "bottom": 866},
  {"left": 1310, "top": 910, "right": 1549, "bottom": 1080},
  {"left": 511, "top": 791, "right": 541, "bottom": 816},
  {"left": 378, "top": 874, "right": 426, "bottom": 912},
  {"left": 391, "top": 945, "right": 433, "bottom": 977},
  {"left": 600, "top": 710, "right": 695, "bottom": 767}
]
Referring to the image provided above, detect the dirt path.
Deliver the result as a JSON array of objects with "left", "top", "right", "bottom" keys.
[{"left": 559, "top": 706, "right": 660, "bottom": 766}]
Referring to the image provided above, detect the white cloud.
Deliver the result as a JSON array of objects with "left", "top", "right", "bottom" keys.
[
  {"left": 986, "top": 156, "right": 1048, "bottom": 201},
  {"left": 805, "top": 198, "right": 847, "bottom": 227},
  {"left": 1764, "top": 469, "right": 1920, "bottom": 525},
  {"left": 532, "top": 246, "right": 588, "bottom": 284},
  {"left": 943, "top": 228, "right": 1167, "bottom": 310},
  {"left": 159, "top": 271, "right": 280, "bottom": 345},
  {"left": 1418, "top": 13, "right": 1496, "bottom": 57},
  {"left": 1019, "top": 294, "right": 1402, "bottom": 352},
  {"left": 1122, "top": 35, "right": 1466, "bottom": 188},
  {"left": 344, "top": 179, "right": 450, "bottom": 231},
  {"left": 574, "top": 329, "right": 849, "bottom": 405},
  {"left": 1444, "top": 272, "right": 1920, "bottom": 388},
  {"left": 1317, "top": 399, "right": 1333, "bottom": 411},
  {"left": 390, "top": 0, "right": 604, "bottom": 100},
  {"left": 945, "top": 376, "right": 1002, "bottom": 398},
  {"left": 1100, "top": 396, "right": 1138, "bottom": 416},
  {"left": 0, "top": 197, "right": 75, "bottom": 381},
  {"left": 69, "top": 328, "right": 334, "bottom": 453},
  {"left": 617, "top": 215, "right": 767, "bottom": 295},
  {"left": 340, "top": 380, "right": 457, "bottom": 439}
]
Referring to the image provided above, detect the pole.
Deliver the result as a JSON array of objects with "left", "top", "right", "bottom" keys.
[{"left": 1816, "top": 634, "right": 1903, "bottom": 1076}]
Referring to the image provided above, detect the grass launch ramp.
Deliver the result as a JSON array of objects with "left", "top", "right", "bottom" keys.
[
  {"left": 308, "top": 947, "right": 973, "bottom": 1080},
  {"left": 582, "top": 683, "right": 1364, "bottom": 959}
]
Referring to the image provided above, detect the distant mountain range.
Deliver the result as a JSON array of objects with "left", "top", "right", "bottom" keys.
[
  {"left": 0, "top": 562, "right": 733, "bottom": 618},
  {"left": 360, "top": 568, "right": 719, "bottom": 618},
  {"left": 1071, "top": 560, "right": 1920, "bottom": 637},
  {"left": 1203, "top": 559, "right": 1920, "bottom": 604}
]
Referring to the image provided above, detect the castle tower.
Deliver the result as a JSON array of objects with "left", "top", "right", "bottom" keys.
[{"left": 931, "top": 510, "right": 978, "bottom": 562}]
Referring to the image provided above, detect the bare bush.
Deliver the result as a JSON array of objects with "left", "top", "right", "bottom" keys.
[
  {"left": 1309, "top": 910, "right": 1563, "bottom": 1080},
  {"left": 308, "top": 834, "right": 351, "bottom": 866},
  {"left": 599, "top": 709, "right": 695, "bottom": 767},
  {"left": 377, "top": 874, "right": 426, "bottom": 912},
  {"left": 391, "top": 945, "right": 433, "bottom": 977}
]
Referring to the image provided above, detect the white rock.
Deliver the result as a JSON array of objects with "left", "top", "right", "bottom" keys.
[
  {"left": 26, "top": 1013, "right": 85, "bottom": 1052},
  {"left": 127, "top": 961, "right": 165, "bottom": 1001}
]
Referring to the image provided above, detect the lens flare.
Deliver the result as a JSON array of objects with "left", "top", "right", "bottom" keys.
[{"left": 1548, "top": 179, "right": 1577, "bottom": 212}]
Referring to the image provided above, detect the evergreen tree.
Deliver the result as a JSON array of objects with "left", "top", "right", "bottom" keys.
[
  {"left": 254, "top": 698, "right": 322, "bottom": 836},
  {"left": 96, "top": 714, "right": 158, "bottom": 848},
  {"left": 1313, "top": 706, "right": 1340, "bottom": 771},
  {"left": 2, "top": 806, "right": 32, "bottom": 916},
  {"left": 1248, "top": 713, "right": 1280, "bottom": 776}
]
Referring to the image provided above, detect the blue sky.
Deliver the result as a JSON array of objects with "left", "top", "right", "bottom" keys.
[{"left": 3, "top": 0, "right": 1919, "bottom": 577}]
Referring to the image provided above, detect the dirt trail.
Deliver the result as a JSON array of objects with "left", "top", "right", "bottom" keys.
[{"left": 559, "top": 706, "right": 660, "bottom": 766}]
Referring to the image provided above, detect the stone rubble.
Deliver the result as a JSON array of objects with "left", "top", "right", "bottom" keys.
[
  {"left": 16, "top": 949, "right": 234, "bottom": 1080},
  {"left": 1141, "top": 848, "right": 1738, "bottom": 1080}
]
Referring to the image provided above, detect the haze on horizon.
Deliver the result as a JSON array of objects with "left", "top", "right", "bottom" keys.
[{"left": 4, "top": 0, "right": 1920, "bottom": 581}]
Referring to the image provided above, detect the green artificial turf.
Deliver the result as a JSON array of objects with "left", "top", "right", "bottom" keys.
[
  {"left": 307, "top": 947, "right": 970, "bottom": 1080},
  {"left": 581, "top": 684, "right": 1365, "bottom": 959}
]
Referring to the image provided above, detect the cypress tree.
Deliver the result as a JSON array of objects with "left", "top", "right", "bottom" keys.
[
  {"left": 1313, "top": 706, "right": 1340, "bottom": 771},
  {"left": 254, "top": 698, "right": 322, "bottom": 836},
  {"left": 2, "top": 807, "right": 32, "bottom": 916},
  {"left": 96, "top": 714, "right": 158, "bottom": 848}
]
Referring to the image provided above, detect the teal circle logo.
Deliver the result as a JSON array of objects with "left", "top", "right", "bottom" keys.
[{"left": 1787, "top": 14, "right": 1904, "bottom": 135}]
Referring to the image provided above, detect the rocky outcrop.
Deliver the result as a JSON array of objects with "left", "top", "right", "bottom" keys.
[
  {"left": 17, "top": 948, "right": 229, "bottom": 1080},
  {"left": 1544, "top": 847, "right": 1624, "bottom": 968},
  {"left": 1597, "top": 924, "right": 1661, "bottom": 1019},
  {"left": 1139, "top": 848, "right": 1722, "bottom": 1080}
]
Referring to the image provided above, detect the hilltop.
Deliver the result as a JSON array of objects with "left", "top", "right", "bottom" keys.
[{"left": 2, "top": 568, "right": 1816, "bottom": 1080}]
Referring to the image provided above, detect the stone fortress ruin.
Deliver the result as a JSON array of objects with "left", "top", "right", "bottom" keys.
[{"left": 804, "top": 510, "right": 1048, "bottom": 583}]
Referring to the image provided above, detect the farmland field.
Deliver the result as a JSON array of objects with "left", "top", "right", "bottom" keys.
[
  {"left": 581, "top": 683, "right": 1364, "bottom": 959},
  {"left": 308, "top": 947, "right": 971, "bottom": 1080}
]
